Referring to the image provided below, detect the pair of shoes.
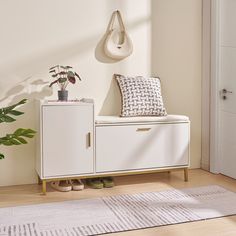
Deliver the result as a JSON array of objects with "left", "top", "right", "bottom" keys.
[
  {"left": 86, "top": 177, "right": 114, "bottom": 189},
  {"left": 50, "top": 179, "right": 84, "bottom": 192},
  {"left": 70, "top": 179, "right": 84, "bottom": 191},
  {"left": 86, "top": 178, "right": 103, "bottom": 189},
  {"left": 102, "top": 177, "right": 114, "bottom": 188}
]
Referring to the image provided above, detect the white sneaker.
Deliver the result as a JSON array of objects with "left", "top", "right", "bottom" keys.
[
  {"left": 69, "top": 179, "right": 84, "bottom": 191},
  {"left": 50, "top": 180, "right": 72, "bottom": 192}
]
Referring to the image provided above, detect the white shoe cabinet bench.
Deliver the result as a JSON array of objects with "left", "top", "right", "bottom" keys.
[{"left": 36, "top": 100, "right": 190, "bottom": 194}]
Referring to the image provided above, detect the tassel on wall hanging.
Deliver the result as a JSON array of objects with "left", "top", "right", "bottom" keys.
[{"left": 104, "top": 10, "right": 133, "bottom": 60}]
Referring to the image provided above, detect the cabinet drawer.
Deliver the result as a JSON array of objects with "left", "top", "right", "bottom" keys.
[{"left": 96, "top": 123, "right": 189, "bottom": 172}]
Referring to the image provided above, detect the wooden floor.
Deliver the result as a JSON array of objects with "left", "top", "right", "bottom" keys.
[{"left": 1, "top": 169, "right": 236, "bottom": 236}]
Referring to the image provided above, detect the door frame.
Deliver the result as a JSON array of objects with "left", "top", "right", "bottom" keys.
[{"left": 209, "top": 0, "right": 220, "bottom": 173}]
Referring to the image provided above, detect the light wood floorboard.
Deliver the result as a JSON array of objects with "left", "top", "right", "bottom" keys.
[{"left": 0, "top": 169, "right": 236, "bottom": 236}]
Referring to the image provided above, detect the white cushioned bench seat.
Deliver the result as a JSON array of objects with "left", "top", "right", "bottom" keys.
[{"left": 95, "top": 115, "right": 189, "bottom": 125}]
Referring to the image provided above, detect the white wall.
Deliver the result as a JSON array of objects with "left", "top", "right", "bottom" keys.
[
  {"left": 151, "top": 0, "right": 202, "bottom": 169},
  {"left": 0, "top": 0, "right": 202, "bottom": 186}
]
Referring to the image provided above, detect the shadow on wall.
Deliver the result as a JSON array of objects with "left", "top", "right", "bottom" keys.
[
  {"left": 0, "top": 6, "right": 151, "bottom": 110},
  {"left": 99, "top": 76, "right": 122, "bottom": 116},
  {"left": 0, "top": 77, "right": 53, "bottom": 124},
  {"left": 0, "top": 32, "right": 99, "bottom": 109},
  {"left": 0, "top": 31, "right": 100, "bottom": 110},
  {"left": 0, "top": 78, "right": 51, "bottom": 104},
  {"left": 0, "top": 19, "right": 116, "bottom": 105},
  {"left": 0, "top": 78, "right": 53, "bottom": 134},
  {"left": 0, "top": 36, "right": 98, "bottom": 85}
]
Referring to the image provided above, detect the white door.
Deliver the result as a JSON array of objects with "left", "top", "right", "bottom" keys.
[
  {"left": 42, "top": 104, "right": 94, "bottom": 177},
  {"left": 218, "top": 0, "right": 236, "bottom": 178}
]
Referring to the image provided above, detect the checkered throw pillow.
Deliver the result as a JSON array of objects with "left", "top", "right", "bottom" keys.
[{"left": 115, "top": 74, "right": 167, "bottom": 117}]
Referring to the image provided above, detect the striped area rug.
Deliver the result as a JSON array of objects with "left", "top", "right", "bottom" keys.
[{"left": 1, "top": 185, "right": 236, "bottom": 236}]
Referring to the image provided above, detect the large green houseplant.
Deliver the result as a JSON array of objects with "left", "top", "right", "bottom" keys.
[{"left": 0, "top": 99, "right": 36, "bottom": 159}]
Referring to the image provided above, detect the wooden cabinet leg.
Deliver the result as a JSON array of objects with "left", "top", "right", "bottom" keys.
[
  {"left": 184, "top": 168, "right": 189, "bottom": 182},
  {"left": 42, "top": 180, "right": 47, "bottom": 195}
]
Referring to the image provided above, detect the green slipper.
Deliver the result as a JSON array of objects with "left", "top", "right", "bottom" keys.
[
  {"left": 86, "top": 178, "right": 103, "bottom": 189},
  {"left": 102, "top": 177, "right": 114, "bottom": 188}
]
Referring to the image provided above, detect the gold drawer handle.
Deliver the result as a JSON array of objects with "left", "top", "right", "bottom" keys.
[{"left": 136, "top": 128, "right": 151, "bottom": 132}]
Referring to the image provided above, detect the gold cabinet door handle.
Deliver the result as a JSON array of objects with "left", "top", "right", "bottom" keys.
[
  {"left": 88, "top": 132, "right": 92, "bottom": 147},
  {"left": 136, "top": 128, "right": 151, "bottom": 132}
]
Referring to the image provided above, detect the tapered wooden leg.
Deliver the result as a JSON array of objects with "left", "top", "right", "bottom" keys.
[
  {"left": 184, "top": 168, "right": 189, "bottom": 182},
  {"left": 38, "top": 176, "right": 42, "bottom": 185},
  {"left": 42, "top": 180, "right": 47, "bottom": 195}
]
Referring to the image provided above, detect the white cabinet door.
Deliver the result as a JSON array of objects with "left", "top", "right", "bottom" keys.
[
  {"left": 96, "top": 123, "right": 189, "bottom": 172},
  {"left": 42, "top": 105, "right": 93, "bottom": 177}
]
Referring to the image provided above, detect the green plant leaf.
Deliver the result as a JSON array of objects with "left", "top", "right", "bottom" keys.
[
  {"left": 20, "top": 129, "right": 36, "bottom": 138},
  {"left": 16, "top": 137, "right": 27, "bottom": 144},
  {"left": 0, "top": 99, "right": 36, "bottom": 159},
  {"left": 0, "top": 128, "right": 36, "bottom": 147},
  {"left": 3, "top": 99, "right": 27, "bottom": 110},
  {"left": 10, "top": 139, "right": 21, "bottom": 145},
  {"left": 0, "top": 117, "right": 5, "bottom": 123},
  {"left": 0, "top": 99, "right": 27, "bottom": 123},
  {"left": 0, "top": 137, "right": 8, "bottom": 142},
  {"left": 21, "top": 134, "right": 34, "bottom": 138},
  {"left": 58, "top": 78, "right": 67, "bottom": 83},
  {"left": 49, "top": 79, "right": 59, "bottom": 87},
  {"left": 0, "top": 115, "right": 16, "bottom": 123},
  {"left": 49, "top": 69, "right": 56, "bottom": 73},
  {"left": 67, "top": 71, "right": 74, "bottom": 76},
  {"left": 75, "top": 72, "right": 82, "bottom": 81},
  {"left": 4, "top": 99, "right": 27, "bottom": 112},
  {"left": 59, "top": 71, "right": 66, "bottom": 75},
  {"left": 8, "top": 110, "right": 24, "bottom": 116},
  {"left": 12, "top": 99, "right": 27, "bottom": 106},
  {"left": 49, "top": 65, "right": 59, "bottom": 70},
  {"left": 1, "top": 140, "right": 12, "bottom": 146},
  {"left": 22, "top": 129, "right": 36, "bottom": 134},
  {"left": 14, "top": 128, "right": 25, "bottom": 136}
]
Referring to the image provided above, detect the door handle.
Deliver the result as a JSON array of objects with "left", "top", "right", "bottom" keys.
[
  {"left": 221, "top": 89, "right": 233, "bottom": 100},
  {"left": 222, "top": 89, "right": 233, "bottom": 94}
]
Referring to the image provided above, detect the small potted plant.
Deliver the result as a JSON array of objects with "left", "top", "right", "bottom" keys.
[{"left": 49, "top": 65, "right": 81, "bottom": 101}]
